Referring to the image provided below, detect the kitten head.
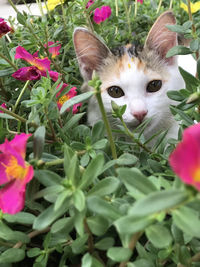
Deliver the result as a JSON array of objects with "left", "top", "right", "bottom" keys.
[{"left": 73, "top": 11, "right": 184, "bottom": 137}]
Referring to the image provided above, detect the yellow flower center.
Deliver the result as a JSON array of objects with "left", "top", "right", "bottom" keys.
[
  {"left": 193, "top": 167, "right": 200, "bottom": 182},
  {"left": 3, "top": 156, "right": 28, "bottom": 181},
  {"left": 58, "top": 94, "right": 70, "bottom": 106}
]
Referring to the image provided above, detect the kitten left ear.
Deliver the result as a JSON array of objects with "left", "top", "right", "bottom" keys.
[{"left": 144, "top": 11, "right": 177, "bottom": 65}]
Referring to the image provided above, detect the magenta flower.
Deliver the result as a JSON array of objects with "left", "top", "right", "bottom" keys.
[
  {"left": 0, "top": 133, "right": 34, "bottom": 214},
  {"left": 137, "top": 0, "right": 143, "bottom": 3},
  {"left": 56, "top": 83, "right": 82, "bottom": 114},
  {"left": 169, "top": 123, "right": 200, "bottom": 191},
  {"left": 44, "top": 41, "right": 61, "bottom": 58},
  {"left": 0, "top": 18, "right": 13, "bottom": 38},
  {"left": 0, "top": 103, "right": 7, "bottom": 113},
  {"left": 93, "top": 6, "right": 112, "bottom": 24},
  {"left": 12, "top": 46, "right": 60, "bottom": 81},
  {"left": 86, "top": 0, "right": 94, "bottom": 9}
]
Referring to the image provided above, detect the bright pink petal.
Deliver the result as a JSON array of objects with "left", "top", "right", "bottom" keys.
[
  {"left": 33, "top": 51, "right": 39, "bottom": 58},
  {"left": 49, "top": 71, "right": 60, "bottom": 81},
  {"left": 33, "top": 57, "right": 51, "bottom": 71},
  {"left": 72, "top": 103, "right": 82, "bottom": 114},
  {"left": 12, "top": 66, "right": 41, "bottom": 81},
  {"left": 169, "top": 123, "right": 200, "bottom": 191},
  {"left": 0, "top": 165, "right": 34, "bottom": 214},
  {"left": 0, "top": 154, "right": 11, "bottom": 185},
  {"left": 45, "top": 41, "right": 61, "bottom": 58},
  {"left": 101, "top": 6, "right": 112, "bottom": 21},
  {"left": 15, "top": 46, "right": 35, "bottom": 64},
  {"left": 0, "top": 19, "right": 12, "bottom": 37},
  {"left": 93, "top": 8, "right": 103, "bottom": 24},
  {"left": 0, "top": 103, "right": 7, "bottom": 113},
  {"left": 137, "top": 0, "right": 143, "bottom": 3},
  {"left": 67, "top": 86, "right": 77, "bottom": 98},
  {"left": 86, "top": 0, "right": 94, "bottom": 9},
  {"left": 56, "top": 83, "right": 69, "bottom": 98}
]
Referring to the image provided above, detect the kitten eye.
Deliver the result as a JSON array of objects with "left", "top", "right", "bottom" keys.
[
  {"left": 146, "top": 80, "right": 162, "bottom": 93},
  {"left": 107, "top": 86, "right": 124, "bottom": 98}
]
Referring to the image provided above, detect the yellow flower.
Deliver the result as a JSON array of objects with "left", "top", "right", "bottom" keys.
[
  {"left": 180, "top": 1, "right": 200, "bottom": 13},
  {"left": 46, "top": 0, "right": 64, "bottom": 11}
]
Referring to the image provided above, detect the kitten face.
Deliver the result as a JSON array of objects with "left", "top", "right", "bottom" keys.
[
  {"left": 73, "top": 11, "right": 185, "bottom": 141},
  {"left": 87, "top": 48, "right": 184, "bottom": 137}
]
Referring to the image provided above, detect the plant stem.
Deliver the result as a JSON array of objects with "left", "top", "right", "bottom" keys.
[
  {"left": 119, "top": 232, "right": 142, "bottom": 267},
  {"left": 95, "top": 89, "right": 117, "bottom": 160},
  {"left": 84, "top": 218, "right": 94, "bottom": 254},
  {"left": 122, "top": 0, "right": 131, "bottom": 37},
  {"left": 157, "top": 0, "right": 162, "bottom": 14},
  {"left": 13, "top": 227, "right": 50, "bottom": 249},
  {"left": 134, "top": 0, "right": 137, "bottom": 17},
  {"left": 169, "top": 0, "right": 173, "bottom": 9},
  {"left": 115, "top": 0, "right": 119, "bottom": 17},
  {"left": 84, "top": 10, "right": 94, "bottom": 33},
  {"left": 13, "top": 80, "right": 30, "bottom": 112},
  {"left": 0, "top": 106, "right": 38, "bottom": 128},
  {"left": 119, "top": 117, "right": 151, "bottom": 153},
  {"left": 187, "top": 0, "right": 199, "bottom": 63},
  {"left": 0, "top": 52, "right": 18, "bottom": 71},
  {"left": 7, "top": 0, "right": 18, "bottom": 13}
]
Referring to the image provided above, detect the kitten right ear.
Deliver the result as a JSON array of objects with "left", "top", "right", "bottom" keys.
[
  {"left": 144, "top": 11, "right": 177, "bottom": 65},
  {"left": 73, "top": 28, "right": 111, "bottom": 81}
]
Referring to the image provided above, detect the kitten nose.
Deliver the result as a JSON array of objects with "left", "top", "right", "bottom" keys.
[{"left": 133, "top": 110, "right": 147, "bottom": 122}]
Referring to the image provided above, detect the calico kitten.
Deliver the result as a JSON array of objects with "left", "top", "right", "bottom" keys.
[{"left": 73, "top": 11, "right": 196, "bottom": 142}]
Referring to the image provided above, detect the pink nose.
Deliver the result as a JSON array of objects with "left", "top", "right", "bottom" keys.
[{"left": 133, "top": 110, "right": 147, "bottom": 122}]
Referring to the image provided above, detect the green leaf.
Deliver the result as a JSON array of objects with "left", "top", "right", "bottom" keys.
[
  {"left": 117, "top": 168, "right": 157, "bottom": 195},
  {"left": 0, "top": 68, "right": 14, "bottom": 77},
  {"left": 166, "top": 46, "right": 192, "bottom": 58},
  {"left": 87, "top": 216, "right": 109, "bottom": 236},
  {"left": 107, "top": 247, "right": 132, "bottom": 262},
  {"left": 87, "top": 196, "right": 121, "bottom": 221},
  {"left": 79, "top": 154, "right": 104, "bottom": 190},
  {"left": 71, "top": 234, "right": 88, "bottom": 254},
  {"left": 145, "top": 224, "right": 172, "bottom": 248},
  {"left": 190, "top": 39, "right": 200, "bottom": 52},
  {"left": 66, "top": 153, "right": 80, "bottom": 187},
  {"left": 179, "top": 67, "right": 199, "bottom": 91},
  {"left": 17, "top": 12, "right": 26, "bottom": 25},
  {"left": 54, "top": 190, "right": 72, "bottom": 211},
  {"left": 73, "top": 189, "right": 85, "bottom": 211},
  {"left": 60, "top": 91, "right": 94, "bottom": 114},
  {"left": 116, "top": 153, "right": 138, "bottom": 165},
  {"left": 172, "top": 206, "right": 200, "bottom": 238},
  {"left": 0, "top": 248, "right": 25, "bottom": 263},
  {"left": 91, "top": 121, "right": 105, "bottom": 143},
  {"left": 166, "top": 24, "right": 190, "bottom": 34},
  {"left": 63, "top": 112, "right": 85, "bottom": 131},
  {"left": 27, "top": 248, "right": 41, "bottom": 258},
  {"left": 95, "top": 237, "right": 114, "bottom": 250},
  {"left": 33, "top": 126, "right": 45, "bottom": 160},
  {"left": 33, "top": 202, "right": 70, "bottom": 230},
  {"left": 92, "top": 139, "right": 107, "bottom": 149},
  {"left": 114, "top": 215, "right": 153, "bottom": 235},
  {"left": 167, "top": 90, "right": 185, "bottom": 101},
  {"left": 51, "top": 217, "right": 74, "bottom": 234},
  {"left": 127, "top": 259, "right": 154, "bottom": 267},
  {"left": 197, "top": 57, "right": 200, "bottom": 79},
  {"left": 3, "top": 212, "right": 35, "bottom": 224},
  {"left": 82, "top": 253, "right": 92, "bottom": 267},
  {"left": 170, "top": 106, "right": 194, "bottom": 126},
  {"left": 129, "top": 190, "right": 188, "bottom": 216},
  {"left": 87, "top": 177, "right": 120, "bottom": 196},
  {"left": 34, "top": 170, "right": 62, "bottom": 186}
]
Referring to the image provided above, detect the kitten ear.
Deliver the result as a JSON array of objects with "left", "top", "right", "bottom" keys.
[
  {"left": 73, "top": 28, "right": 111, "bottom": 81},
  {"left": 144, "top": 11, "right": 177, "bottom": 65}
]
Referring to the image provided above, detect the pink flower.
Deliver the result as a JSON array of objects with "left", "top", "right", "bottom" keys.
[
  {"left": 56, "top": 83, "right": 82, "bottom": 114},
  {"left": 93, "top": 6, "right": 112, "bottom": 24},
  {"left": 12, "top": 46, "right": 60, "bottom": 82},
  {"left": 44, "top": 41, "right": 61, "bottom": 58},
  {"left": 0, "top": 133, "right": 34, "bottom": 214},
  {"left": 86, "top": 0, "right": 94, "bottom": 9},
  {"left": 0, "top": 18, "right": 13, "bottom": 38},
  {"left": 0, "top": 103, "right": 7, "bottom": 113},
  {"left": 12, "top": 66, "right": 41, "bottom": 81},
  {"left": 169, "top": 123, "right": 200, "bottom": 191},
  {"left": 137, "top": 0, "right": 143, "bottom": 3}
]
